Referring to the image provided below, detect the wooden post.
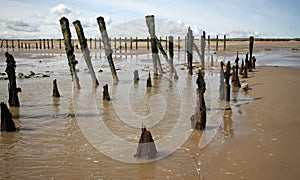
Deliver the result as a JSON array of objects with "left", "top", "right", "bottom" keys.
[
  {"left": 134, "top": 126, "right": 157, "bottom": 159},
  {"left": 94, "top": 38, "right": 97, "bottom": 49},
  {"left": 99, "top": 38, "right": 102, "bottom": 49},
  {"left": 5, "top": 52, "right": 21, "bottom": 107},
  {"left": 43, "top": 39, "right": 46, "bottom": 49},
  {"left": 130, "top": 37, "right": 133, "bottom": 50},
  {"left": 194, "top": 68, "right": 206, "bottom": 130},
  {"left": 103, "top": 84, "right": 111, "bottom": 101},
  {"left": 232, "top": 52, "right": 241, "bottom": 87},
  {"left": 187, "top": 27, "right": 194, "bottom": 75},
  {"left": 59, "top": 17, "right": 81, "bottom": 89},
  {"left": 249, "top": 36, "right": 254, "bottom": 71},
  {"left": 208, "top": 35, "right": 210, "bottom": 54},
  {"left": 178, "top": 36, "right": 180, "bottom": 50},
  {"left": 114, "top": 37, "right": 117, "bottom": 53},
  {"left": 36, "top": 42, "right": 38, "bottom": 50},
  {"left": 52, "top": 79, "right": 60, "bottom": 97},
  {"left": 165, "top": 36, "right": 168, "bottom": 49},
  {"left": 216, "top": 35, "right": 219, "bottom": 51},
  {"left": 51, "top": 39, "right": 54, "bottom": 49},
  {"left": 21, "top": 42, "right": 23, "bottom": 49},
  {"left": 1, "top": 102, "right": 17, "bottom": 132},
  {"left": 59, "top": 39, "right": 62, "bottom": 49},
  {"left": 200, "top": 31, "right": 206, "bottom": 70},
  {"left": 6, "top": 40, "right": 8, "bottom": 49},
  {"left": 133, "top": 70, "right": 139, "bottom": 82},
  {"left": 225, "top": 61, "right": 231, "bottom": 102},
  {"left": 47, "top": 39, "right": 50, "bottom": 49},
  {"left": 11, "top": 40, "right": 14, "bottom": 50},
  {"left": 119, "top": 37, "right": 122, "bottom": 52},
  {"left": 156, "top": 37, "right": 177, "bottom": 76},
  {"left": 73, "top": 20, "right": 99, "bottom": 87},
  {"left": 219, "top": 61, "right": 225, "bottom": 101},
  {"left": 17, "top": 40, "right": 20, "bottom": 49},
  {"left": 169, "top": 36, "right": 174, "bottom": 74},
  {"left": 39, "top": 39, "right": 42, "bottom": 49},
  {"left": 145, "top": 15, "right": 164, "bottom": 75},
  {"left": 224, "top": 35, "right": 226, "bottom": 51},
  {"left": 147, "top": 71, "right": 152, "bottom": 87},
  {"left": 239, "top": 59, "right": 244, "bottom": 75},
  {"left": 125, "top": 37, "right": 127, "bottom": 52},
  {"left": 136, "top": 37, "right": 138, "bottom": 50},
  {"left": 97, "top": 16, "right": 119, "bottom": 83}
]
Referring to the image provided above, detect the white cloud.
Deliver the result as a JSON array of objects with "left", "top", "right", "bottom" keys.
[{"left": 50, "top": 4, "right": 72, "bottom": 16}]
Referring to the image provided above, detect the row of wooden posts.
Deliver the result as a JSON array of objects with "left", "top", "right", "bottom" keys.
[{"left": 0, "top": 35, "right": 228, "bottom": 51}]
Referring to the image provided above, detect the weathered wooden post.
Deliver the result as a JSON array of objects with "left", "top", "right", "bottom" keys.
[
  {"left": 59, "top": 17, "right": 81, "bottom": 89},
  {"left": 194, "top": 68, "right": 206, "bottom": 130},
  {"left": 97, "top": 16, "right": 119, "bottom": 83},
  {"left": 147, "top": 71, "right": 152, "bottom": 87},
  {"left": 51, "top": 39, "right": 54, "bottom": 49},
  {"left": 59, "top": 39, "right": 62, "bottom": 49},
  {"left": 187, "top": 27, "right": 194, "bottom": 75},
  {"left": 225, "top": 61, "right": 231, "bottom": 102},
  {"left": 147, "top": 37, "right": 150, "bottom": 50},
  {"left": 17, "top": 40, "right": 20, "bottom": 49},
  {"left": 216, "top": 35, "right": 219, "bottom": 51},
  {"left": 130, "top": 37, "right": 133, "bottom": 50},
  {"left": 133, "top": 70, "right": 139, "bottom": 82},
  {"left": 114, "top": 37, "right": 117, "bottom": 53},
  {"left": 73, "top": 20, "right": 99, "bottom": 87},
  {"left": 200, "top": 31, "right": 206, "bottom": 70},
  {"left": 134, "top": 126, "right": 157, "bottom": 159},
  {"left": 211, "top": 54, "right": 214, "bottom": 67},
  {"left": 136, "top": 37, "right": 138, "bottom": 50},
  {"left": 6, "top": 40, "right": 8, "bottom": 49},
  {"left": 169, "top": 36, "right": 174, "bottom": 74},
  {"left": 35, "top": 42, "right": 38, "bottom": 50},
  {"left": 119, "top": 37, "right": 122, "bottom": 52},
  {"left": 11, "top": 40, "right": 14, "bottom": 50},
  {"left": 43, "top": 39, "right": 46, "bottom": 49},
  {"left": 224, "top": 35, "right": 226, "bottom": 51},
  {"left": 99, "top": 38, "right": 102, "bottom": 49},
  {"left": 239, "top": 59, "right": 244, "bottom": 75},
  {"left": 5, "top": 52, "right": 21, "bottom": 107},
  {"left": 103, "top": 84, "right": 110, "bottom": 101},
  {"left": 178, "top": 36, "right": 180, "bottom": 50},
  {"left": 94, "top": 38, "right": 97, "bottom": 49},
  {"left": 21, "top": 42, "right": 23, "bottom": 49},
  {"left": 232, "top": 52, "right": 241, "bottom": 87},
  {"left": 165, "top": 36, "right": 168, "bottom": 49},
  {"left": 252, "top": 56, "right": 256, "bottom": 69},
  {"left": 124, "top": 37, "right": 127, "bottom": 52},
  {"left": 249, "top": 36, "right": 254, "bottom": 71},
  {"left": 219, "top": 61, "right": 225, "bottom": 101},
  {"left": 145, "top": 15, "right": 164, "bottom": 76},
  {"left": 243, "top": 53, "right": 248, "bottom": 78},
  {"left": 47, "top": 39, "right": 50, "bottom": 49},
  {"left": 208, "top": 35, "right": 210, "bottom": 56},
  {"left": 52, "top": 79, "right": 60, "bottom": 97},
  {"left": 39, "top": 39, "right": 42, "bottom": 49},
  {"left": 1, "top": 102, "right": 17, "bottom": 132}
]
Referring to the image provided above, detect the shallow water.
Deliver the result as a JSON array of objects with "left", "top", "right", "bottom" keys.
[{"left": 0, "top": 49, "right": 261, "bottom": 179}]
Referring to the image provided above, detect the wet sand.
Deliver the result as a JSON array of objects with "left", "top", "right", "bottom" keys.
[{"left": 200, "top": 66, "right": 300, "bottom": 179}]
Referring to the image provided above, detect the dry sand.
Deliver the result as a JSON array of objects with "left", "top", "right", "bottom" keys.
[{"left": 200, "top": 66, "right": 300, "bottom": 179}]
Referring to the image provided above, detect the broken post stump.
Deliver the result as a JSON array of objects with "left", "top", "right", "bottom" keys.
[
  {"left": 59, "top": 17, "right": 81, "bottom": 89},
  {"left": 243, "top": 63, "right": 248, "bottom": 78},
  {"left": 193, "top": 68, "right": 206, "bottom": 130},
  {"left": 145, "top": 15, "right": 164, "bottom": 76},
  {"left": 252, "top": 56, "right": 256, "bottom": 69},
  {"left": 219, "top": 61, "right": 225, "bottom": 101},
  {"left": 232, "top": 52, "right": 241, "bottom": 88},
  {"left": 133, "top": 70, "right": 139, "bottom": 82},
  {"left": 103, "top": 84, "right": 110, "bottom": 101},
  {"left": 97, "top": 16, "right": 119, "bottom": 83},
  {"left": 239, "top": 59, "right": 244, "bottom": 75},
  {"left": 73, "top": 20, "right": 99, "bottom": 87},
  {"left": 134, "top": 126, "right": 157, "bottom": 159},
  {"left": 5, "top": 52, "right": 21, "bottom": 107},
  {"left": 187, "top": 27, "right": 194, "bottom": 75},
  {"left": 1, "top": 102, "right": 17, "bottom": 132},
  {"left": 200, "top": 31, "right": 206, "bottom": 70},
  {"left": 52, "top": 79, "right": 60, "bottom": 97},
  {"left": 146, "top": 71, "right": 152, "bottom": 87}
]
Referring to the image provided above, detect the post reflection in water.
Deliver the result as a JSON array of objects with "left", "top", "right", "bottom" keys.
[{"left": 222, "top": 102, "right": 233, "bottom": 139}]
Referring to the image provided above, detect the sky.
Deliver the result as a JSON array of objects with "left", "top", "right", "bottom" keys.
[{"left": 0, "top": 0, "right": 299, "bottom": 39}]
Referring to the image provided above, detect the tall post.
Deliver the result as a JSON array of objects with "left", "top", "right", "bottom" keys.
[
  {"left": 51, "top": 39, "right": 54, "bottom": 49},
  {"left": 5, "top": 52, "right": 21, "bottom": 107},
  {"left": 43, "top": 39, "right": 46, "bottom": 49},
  {"left": 97, "top": 16, "right": 119, "bottom": 83},
  {"left": 216, "top": 35, "right": 219, "bottom": 51},
  {"left": 178, "top": 36, "right": 180, "bottom": 50},
  {"left": 224, "top": 35, "right": 227, "bottom": 51},
  {"left": 165, "top": 36, "right": 168, "bottom": 49},
  {"left": 136, "top": 37, "right": 138, "bottom": 50},
  {"left": 195, "top": 68, "right": 206, "bottom": 130},
  {"left": 200, "top": 31, "right": 206, "bottom": 70},
  {"left": 73, "top": 20, "right": 99, "bottom": 87},
  {"left": 125, "top": 37, "right": 127, "bottom": 52},
  {"left": 47, "top": 39, "right": 50, "bottom": 49},
  {"left": 249, "top": 36, "right": 254, "bottom": 71},
  {"left": 59, "top": 39, "right": 62, "bottom": 49},
  {"left": 59, "top": 17, "right": 81, "bottom": 89},
  {"left": 94, "top": 38, "right": 97, "bottom": 49},
  {"left": 147, "top": 37, "right": 150, "bottom": 50},
  {"left": 225, "top": 61, "right": 231, "bottom": 102},
  {"left": 169, "top": 36, "right": 174, "bottom": 74},
  {"left": 130, "top": 37, "right": 133, "bottom": 50},
  {"left": 39, "top": 39, "right": 42, "bottom": 49},
  {"left": 187, "top": 27, "right": 194, "bottom": 75},
  {"left": 145, "top": 15, "right": 164, "bottom": 75}
]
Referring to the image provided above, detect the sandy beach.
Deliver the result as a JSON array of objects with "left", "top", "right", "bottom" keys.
[{"left": 0, "top": 40, "right": 300, "bottom": 179}]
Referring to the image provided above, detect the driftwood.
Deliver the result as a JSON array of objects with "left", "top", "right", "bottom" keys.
[
  {"left": 145, "top": 15, "right": 163, "bottom": 76},
  {"left": 103, "top": 84, "right": 110, "bottom": 101},
  {"left": 133, "top": 70, "right": 139, "bottom": 82},
  {"left": 97, "top": 16, "right": 119, "bottom": 83},
  {"left": 59, "top": 17, "right": 81, "bottom": 89},
  {"left": 52, "top": 79, "right": 60, "bottom": 97},
  {"left": 73, "top": 20, "right": 99, "bottom": 87},
  {"left": 187, "top": 27, "right": 194, "bottom": 75},
  {"left": 1, "top": 102, "right": 17, "bottom": 132},
  {"left": 192, "top": 68, "right": 206, "bottom": 130},
  {"left": 5, "top": 52, "right": 21, "bottom": 107},
  {"left": 146, "top": 71, "right": 152, "bottom": 87},
  {"left": 134, "top": 126, "right": 157, "bottom": 159}
]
